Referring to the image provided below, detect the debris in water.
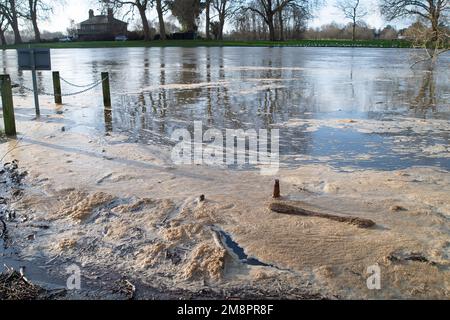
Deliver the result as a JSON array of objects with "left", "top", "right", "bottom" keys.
[
  {"left": 390, "top": 205, "right": 407, "bottom": 212},
  {"left": 96, "top": 173, "right": 113, "bottom": 185},
  {"left": 386, "top": 252, "right": 437, "bottom": 265},
  {"left": 114, "top": 278, "right": 136, "bottom": 300},
  {"left": 269, "top": 202, "right": 376, "bottom": 229}
]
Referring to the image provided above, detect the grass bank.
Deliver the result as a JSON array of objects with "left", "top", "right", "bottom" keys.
[{"left": 3, "top": 39, "right": 413, "bottom": 49}]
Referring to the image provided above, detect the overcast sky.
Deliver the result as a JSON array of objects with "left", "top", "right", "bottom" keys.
[{"left": 38, "top": 0, "right": 410, "bottom": 34}]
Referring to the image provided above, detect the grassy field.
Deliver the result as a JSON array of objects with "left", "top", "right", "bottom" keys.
[{"left": 3, "top": 39, "right": 413, "bottom": 49}]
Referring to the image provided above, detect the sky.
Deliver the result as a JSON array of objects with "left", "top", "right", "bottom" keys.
[{"left": 38, "top": 0, "right": 410, "bottom": 34}]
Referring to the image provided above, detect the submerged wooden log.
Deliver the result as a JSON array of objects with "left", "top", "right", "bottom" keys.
[{"left": 269, "top": 202, "right": 375, "bottom": 229}]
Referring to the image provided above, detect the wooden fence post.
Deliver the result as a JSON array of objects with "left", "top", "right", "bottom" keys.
[
  {"left": 0, "top": 75, "right": 17, "bottom": 137},
  {"left": 273, "top": 179, "right": 281, "bottom": 199},
  {"left": 101, "top": 72, "right": 111, "bottom": 107},
  {"left": 52, "top": 71, "right": 62, "bottom": 104}
]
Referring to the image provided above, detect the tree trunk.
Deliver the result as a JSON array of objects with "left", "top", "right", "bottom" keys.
[
  {"left": 251, "top": 13, "right": 257, "bottom": 39},
  {"left": 218, "top": 15, "right": 225, "bottom": 41},
  {"left": 11, "top": 21, "right": 22, "bottom": 44},
  {"left": 430, "top": 14, "right": 439, "bottom": 43},
  {"left": 352, "top": 19, "right": 356, "bottom": 41},
  {"left": 352, "top": 7, "right": 357, "bottom": 41},
  {"left": 205, "top": 0, "right": 211, "bottom": 40},
  {"left": 0, "top": 29, "right": 6, "bottom": 46},
  {"left": 30, "top": 0, "right": 41, "bottom": 43},
  {"left": 277, "top": 0, "right": 284, "bottom": 41},
  {"left": 31, "top": 17, "right": 41, "bottom": 42},
  {"left": 9, "top": 0, "right": 22, "bottom": 44},
  {"left": 156, "top": 0, "right": 166, "bottom": 40},
  {"left": 138, "top": 6, "right": 151, "bottom": 41},
  {"left": 268, "top": 15, "right": 276, "bottom": 41}
]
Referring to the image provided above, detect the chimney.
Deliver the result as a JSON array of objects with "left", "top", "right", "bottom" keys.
[
  {"left": 89, "top": 9, "right": 94, "bottom": 19},
  {"left": 107, "top": 8, "right": 113, "bottom": 19}
]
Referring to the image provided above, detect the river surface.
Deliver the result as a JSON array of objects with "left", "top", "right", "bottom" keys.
[{"left": 1, "top": 47, "right": 449, "bottom": 170}]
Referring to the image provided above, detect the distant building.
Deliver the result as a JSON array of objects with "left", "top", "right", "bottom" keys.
[{"left": 77, "top": 9, "right": 127, "bottom": 41}]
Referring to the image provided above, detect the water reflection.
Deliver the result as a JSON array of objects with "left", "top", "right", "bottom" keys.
[
  {"left": 412, "top": 71, "right": 437, "bottom": 113},
  {"left": 104, "top": 106, "right": 113, "bottom": 132},
  {"left": 1, "top": 47, "right": 449, "bottom": 170}
]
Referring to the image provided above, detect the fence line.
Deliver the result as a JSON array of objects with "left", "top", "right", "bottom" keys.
[
  {"left": 1, "top": 72, "right": 111, "bottom": 137},
  {"left": 19, "top": 77, "right": 107, "bottom": 97}
]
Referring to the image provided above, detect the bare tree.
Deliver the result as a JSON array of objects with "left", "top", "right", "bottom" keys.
[
  {"left": 244, "top": 0, "right": 309, "bottom": 41},
  {"left": 381, "top": 0, "right": 449, "bottom": 65},
  {"left": 107, "top": 0, "right": 152, "bottom": 41},
  {"left": 0, "top": 0, "right": 23, "bottom": 44},
  {"left": 66, "top": 19, "right": 77, "bottom": 37},
  {"left": 232, "top": 1, "right": 310, "bottom": 40},
  {"left": 336, "top": 0, "right": 368, "bottom": 41},
  {"left": 211, "top": 0, "right": 241, "bottom": 40},
  {"left": 22, "top": 0, "right": 56, "bottom": 42}
]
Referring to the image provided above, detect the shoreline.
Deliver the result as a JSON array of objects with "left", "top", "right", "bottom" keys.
[{"left": 2, "top": 39, "right": 414, "bottom": 50}]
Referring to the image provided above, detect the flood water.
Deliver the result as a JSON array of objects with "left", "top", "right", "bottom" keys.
[{"left": 1, "top": 47, "right": 449, "bottom": 170}]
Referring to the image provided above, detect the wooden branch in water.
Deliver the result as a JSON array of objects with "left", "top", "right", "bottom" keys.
[{"left": 269, "top": 202, "right": 375, "bottom": 229}]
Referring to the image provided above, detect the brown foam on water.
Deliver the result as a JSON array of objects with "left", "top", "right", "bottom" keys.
[
  {"left": 2, "top": 120, "right": 450, "bottom": 298},
  {"left": 58, "top": 192, "right": 116, "bottom": 221},
  {"left": 182, "top": 243, "right": 227, "bottom": 281}
]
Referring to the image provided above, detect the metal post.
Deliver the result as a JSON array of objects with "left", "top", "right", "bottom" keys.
[
  {"left": 52, "top": 71, "right": 62, "bottom": 104},
  {"left": 101, "top": 72, "right": 111, "bottom": 107},
  {"left": 0, "top": 75, "right": 17, "bottom": 136},
  {"left": 30, "top": 49, "right": 40, "bottom": 116}
]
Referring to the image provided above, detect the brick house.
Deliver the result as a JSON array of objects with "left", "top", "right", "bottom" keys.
[{"left": 77, "top": 9, "right": 128, "bottom": 41}]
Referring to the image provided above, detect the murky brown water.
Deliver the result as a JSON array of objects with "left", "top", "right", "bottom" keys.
[{"left": 1, "top": 47, "right": 449, "bottom": 170}]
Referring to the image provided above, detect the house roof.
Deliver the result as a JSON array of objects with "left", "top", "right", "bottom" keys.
[{"left": 80, "top": 15, "right": 127, "bottom": 25}]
